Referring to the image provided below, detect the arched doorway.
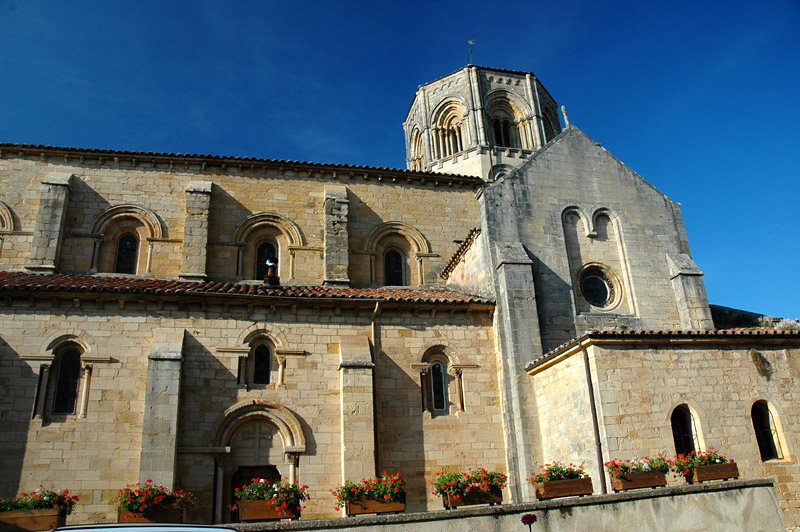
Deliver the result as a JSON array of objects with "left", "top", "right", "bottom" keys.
[
  {"left": 227, "top": 420, "right": 288, "bottom": 521},
  {"left": 210, "top": 400, "right": 306, "bottom": 523}
]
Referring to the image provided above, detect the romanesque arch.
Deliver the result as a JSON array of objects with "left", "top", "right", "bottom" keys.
[
  {"left": 90, "top": 204, "right": 165, "bottom": 274},
  {"left": 430, "top": 97, "right": 469, "bottom": 160},
  {"left": 364, "top": 222, "right": 431, "bottom": 286},
  {"left": 484, "top": 89, "right": 534, "bottom": 149},
  {"left": 232, "top": 213, "right": 304, "bottom": 280},
  {"left": 0, "top": 200, "right": 15, "bottom": 231},
  {"left": 210, "top": 400, "right": 307, "bottom": 522}
]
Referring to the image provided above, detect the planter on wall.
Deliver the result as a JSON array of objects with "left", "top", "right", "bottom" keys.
[
  {"left": 534, "top": 476, "right": 593, "bottom": 500},
  {"left": 609, "top": 471, "right": 667, "bottom": 492},
  {"left": 686, "top": 461, "right": 739, "bottom": 484},
  {"left": 0, "top": 507, "right": 67, "bottom": 532},
  {"left": 238, "top": 499, "right": 300, "bottom": 521},
  {"left": 442, "top": 487, "right": 502, "bottom": 510},
  {"left": 118, "top": 503, "right": 183, "bottom": 523},
  {"left": 345, "top": 494, "right": 406, "bottom": 516}
]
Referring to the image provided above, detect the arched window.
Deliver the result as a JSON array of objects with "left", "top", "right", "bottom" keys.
[
  {"left": 430, "top": 361, "right": 448, "bottom": 412},
  {"left": 492, "top": 119, "right": 514, "bottom": 147},
  {"left": 91, "top": 205, "right": 163, "bottom": 276},
  {"left": 239, "top": 338, "right": 274, "bottom": 389},
  {"left": 410, "top": 128, "right": 425, "bottom": 171},
  {"left": 114, "top": 233, "right": 139, "bottom": 274},
  {"left": 384, "top": 249, "right": 405, "bottom": 286},
  {"left": 53, "top": 347, "right": 82, "bottom": 415},
  {"left": 253, "top": 344, "right": 271, "bottom": 385},
  {"left": 671, "top": 404, "right": 698, "bottom": 456},
  {"left": 752, "top": 401, "right": 782, "bottom": 461},
  {"left": 255, "top": 242, "right": 277, "bottom": 280}
]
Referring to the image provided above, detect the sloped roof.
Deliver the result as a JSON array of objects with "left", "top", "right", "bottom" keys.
[
  {"left": 0, "top": 271, "right": 493, "bottom": 305},
  {"left": 489, "top": 126, "right": 676, "bottom": 205},
  {"left": 440, "top": 227, "right": 480, "bottom": 280},
  {"left": 0, "top": 142, "right": 483, "bottom": 185},
  {"left": 527, "top": 328, "right": 800, "bottom": 372}
]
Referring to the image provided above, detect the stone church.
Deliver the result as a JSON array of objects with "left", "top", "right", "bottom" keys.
[{"left": 0, "top": 65, "right": 798, "bottom": 526}]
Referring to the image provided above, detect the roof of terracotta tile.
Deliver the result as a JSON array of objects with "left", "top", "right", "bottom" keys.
[
  {"left": 0, "top": 143, "right": 483, "bottom": 184},
  {"left": 440, "top": 227, "right": 480, "bottom": 280},
  {"left": 526, "top": 328, "right": 800, "bottom": 372},
  {"left": 0, "top": 271, "right": 493, "bottom": 305}
]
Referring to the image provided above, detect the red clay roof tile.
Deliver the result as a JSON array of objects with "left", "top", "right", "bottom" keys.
[{"left": 0, "top": 271, "right": 493, "bottom": 305}]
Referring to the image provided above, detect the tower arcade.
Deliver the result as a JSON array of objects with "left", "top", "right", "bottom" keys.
[{"left": 403, "top": 65, "right": 561, "bottom": 180}]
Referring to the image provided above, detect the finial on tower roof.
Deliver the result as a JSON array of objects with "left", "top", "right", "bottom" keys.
[
  {"left": 467, "top": 40, "right": 475, "bottom": 64},
  {"left": 561, "top": 105, "right": 570, "bottom": 127}
]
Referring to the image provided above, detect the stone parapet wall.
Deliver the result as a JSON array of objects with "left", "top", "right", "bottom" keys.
[
  {"left": 588, "top": 341, "right": 800, "bottom": 526},
  {"left": 230, "top": 479, "right": 785, "bottom": 532}
]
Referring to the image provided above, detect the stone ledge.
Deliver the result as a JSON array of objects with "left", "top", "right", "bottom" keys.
[{"left": 229, "top": 478, "right": 777, "bottom": 531}]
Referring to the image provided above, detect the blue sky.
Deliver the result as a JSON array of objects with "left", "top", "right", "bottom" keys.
[{"left": 1, "top": 0, "right": 798, "bottom": 319}]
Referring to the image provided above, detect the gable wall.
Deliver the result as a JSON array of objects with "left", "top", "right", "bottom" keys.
[{"left": 482, "top": 128, "right": 702, "bottom": 352}]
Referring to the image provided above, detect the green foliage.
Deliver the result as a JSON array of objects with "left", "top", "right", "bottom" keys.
[
  {"left": 233, "top": 479, "right": 309, "bottom": 517},
  {"left": 431, "top": 468, "right": 507, "bottom": 499},
  {"left": 118, "top": 481, "right": 195, "bottom": 518},
  {"left": 0, "top": 487, "right": 79, "bottom": 515},
  {"left": 605, "top": 454, "right": 670, "bottom": 478},
  {"left": 529, "top": 462, "right": 585, "bottom": 483},
  {"left": 331, "top": 472, "right": 404, "bottom": 510},
  {"left": 671, "top": 448, "right": 728, "bottom": 476}
]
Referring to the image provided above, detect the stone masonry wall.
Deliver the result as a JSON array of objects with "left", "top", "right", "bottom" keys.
[
  {"left": 482, "top": 127, "right": 708, "bottom": 352},
  {"left": 373, "top": 310, "right": 504, "bottom": 513},
  {"left": 530, "top": 352, "right": 599, "bottom": 486},
  {"left": 588, "top": 342, "right": 800, "bottom": 527},
  {"left": 0, "top": 156, "right": 479, "bottom": 287},
  {"left": 0, "top": 295, "right": 498, "bottom": 524}
]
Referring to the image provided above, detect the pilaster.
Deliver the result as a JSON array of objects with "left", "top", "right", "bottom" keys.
[
  {"left": 323, "top": 185, "right": 350, "bottom": 286},
  {"left": 179, "top": 181, "right": 212, "bottom": 281},
  {"left": 338, "top": 336, "right": 375, "bottom": 488},
  {"left": 139, "top": 329, "right": 185, "bottom": 488},
  {"left": 667, "top": 253, "right": 714, "bottom": 330},
  {"left": 26, "top": 173, "right": 73, "bottom": 273}
]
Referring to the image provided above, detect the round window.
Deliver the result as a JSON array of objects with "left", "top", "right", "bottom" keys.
[{"left": 580, "top": 268, "right": 615, "bottom": 307}]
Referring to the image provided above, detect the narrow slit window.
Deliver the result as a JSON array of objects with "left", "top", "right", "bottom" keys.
[
  {"left": 671, "top": 405, "right": 697, "bottom": 456},
  {"left": 431, "top": 361, "right": 447, "bottom": 412},
  {"left": 253, "top": 344, "right": 270, "bottom": 385},
  {"left": 53, "top": 349, "right": 81, "bottom": 414},
  {"left": 114, "top": 233, "right": 139, "bottom": 274},
  {"left": 752, "top": 401, "right": 781, "bottom": 461},
  {"left": 255, "top": 242, "right": 277, "bottom": 280},
  {"left": 384, "top": 250, "right": 404, "bottom": 286}
]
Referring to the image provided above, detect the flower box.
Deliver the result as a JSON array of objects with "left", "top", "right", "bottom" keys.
[
  {"left": 238, "top": 498, "right": 300, "bottom": 521},
  {"left": 442, "top": 487, "right": 502, "bottom": 509},
  {"left": 118, "top": 503, "right": 183, "bottom": 523},
  {"left": 609, "top": 471, "right": 667, "bottom": 492},
  {"left": 534, "top": 476, "right": 593, "bottom": 500},
  {"left": 345, "top": 494, "right": 406, "bottom": 516},
  {"left": 686, "top": 461, "right": 739, "bottom": 484},
  {"left": 0, "top": 507, "right": 67, "bottom": 532}
]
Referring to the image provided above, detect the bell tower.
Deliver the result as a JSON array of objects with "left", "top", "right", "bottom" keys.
[{"left": 404, "top": 65, "right": 561, "bottom": 180}]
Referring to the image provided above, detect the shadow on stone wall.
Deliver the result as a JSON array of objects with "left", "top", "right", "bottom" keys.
[
  {"left": 527, "top": 249, "right": 577, "bottom": 353},
  {"left": 0, "top": 334, "right": 34, "bottom": 497},
  {"left": 371, "top": 320, "right": 428, "bottom": 512}
]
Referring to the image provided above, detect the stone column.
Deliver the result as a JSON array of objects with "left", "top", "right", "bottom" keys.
[
  {"left": 139, "top": 329, "right": 185, "bottom": 487},
  {"left": 338, "top": 336, "right": 376, "bottom": 489},
  {"left": 323, "top": 185, "right": 350, "bottom": 286},
  {"left": 179, "top": 181, "right": 212, "bottom": 281},
  {"left": 667, "top": 253, "right": 714, "bottom": 330},
  {"left": 27, "top": 173, "right": 73, "bottom": 273}
]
